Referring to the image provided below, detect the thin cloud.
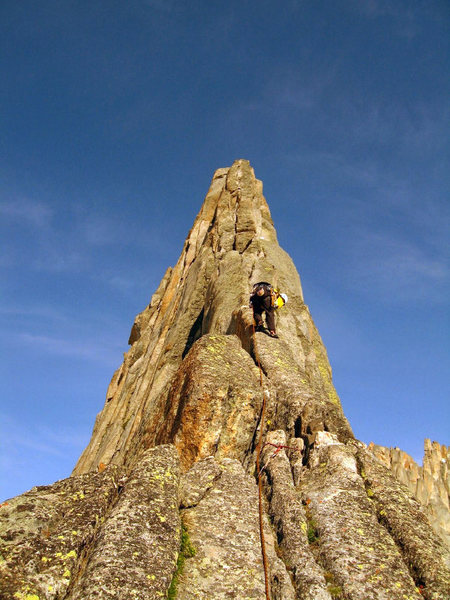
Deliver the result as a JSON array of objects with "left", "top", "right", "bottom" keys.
[
  {"left": 0, "top": 199, "right": 53, "bottom": 229},
  {"left": 104, "top": 275, "right": 138, "bottom": 292},
  {"left": 0, "top": 305, "right": 69, "bottom": 322},
  {"left": 245, "top": 65, "right": 338, "bottom": 114},
  {"left": 287, "top": 146, "right": 449, "bottom": 245},
  {"left": 358, "top": 101, "right": 449, "bottom": 154},
  {"left": 348, "top": 232, "right": 449, "bottom": 304},
  {"left": 32, "top": 249, "right": 88, "bottom": 273},
  {"left": 79, "top": 215, "right": 124, "bottom": 246},
  {"left": 18, "top": 333, "right": 123, "bottom": 365},
  {"left": 347, "top": 0, "right": 418, "bottom": 38},
  {"left": 0, "top": 416, "right": 87, "bottom": 466}
]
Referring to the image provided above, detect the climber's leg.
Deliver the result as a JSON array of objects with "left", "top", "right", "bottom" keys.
[
  {"left": 265, "top": 308, "right": 276, "bottom": 333},
  {"left": 253, "top": 309, "right": 264, "bottom": 331}
]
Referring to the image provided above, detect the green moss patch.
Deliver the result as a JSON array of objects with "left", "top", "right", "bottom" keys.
[{"left": 167, "top": 523, "right": 196, "bottom": 600}]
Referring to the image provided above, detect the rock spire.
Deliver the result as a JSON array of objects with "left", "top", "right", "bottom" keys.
[
  {"left": 1, "top": 160, "right": 449, "bottom": 600},
  {"left": 73, "top": 158, "right": 351, "bottom": 477}
]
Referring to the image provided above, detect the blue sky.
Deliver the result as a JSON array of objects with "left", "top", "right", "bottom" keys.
[{"left": 1, "top": 0, "right": 449, "bottom": 501}]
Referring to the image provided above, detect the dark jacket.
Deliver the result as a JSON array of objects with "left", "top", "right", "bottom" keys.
[
  {"left": 250, "top": 289, "right": 273, "bottom": 311},
  {"left": 250, "top": 287, "right": 276, "bottom": 331}
]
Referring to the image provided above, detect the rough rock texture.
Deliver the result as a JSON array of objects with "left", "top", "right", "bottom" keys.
[
  {"left": 69, "top": 445, "right": 180, "bottom": 600},
  {"left": 0, "top": 446, "right": 180, "bottom": 600},
  {"left": 357, "top": 449, "right": 450, "bottom": 597},
  {"left": 155, "top": 333, "right": 263, "bottom": 472},
  {"left": 177, "top": 457, "right": 295, "bottom": 600},
  {"left": 0, "top": 466, "right": 123, "bottom": 600},
  {"left": 368, "top": 439, "right": 450, "bottom": 550},
  {"left": 2, "top": 160, "right": 449, "bottom": 600}
]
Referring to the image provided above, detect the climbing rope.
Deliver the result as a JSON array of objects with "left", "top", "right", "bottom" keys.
[
  {"left": 253, "top": 321, "right": 271, "bottom": 600},
  {"left": 258, "top": 442, "right": 301, "bottom": 477},
  {"left": 252, "top": 321, "right": 302, "bottom": 599}
]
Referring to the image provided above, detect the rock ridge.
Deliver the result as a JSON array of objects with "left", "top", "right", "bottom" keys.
[{"left": 368, "top": 439, "right": 449, "bottom": 551}]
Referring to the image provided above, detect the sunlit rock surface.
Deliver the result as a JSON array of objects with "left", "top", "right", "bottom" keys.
[
  {"left": 1, "top": 160, "right": 448, "bottom": 600},
  {"left": 368, "top": 440, "right": 450, "bottom": 551}
]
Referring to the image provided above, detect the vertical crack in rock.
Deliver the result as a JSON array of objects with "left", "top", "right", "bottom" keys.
[
  {"left": 2, "top": 160, "right": 449, "bottom": 600},
  {"left": 261, "top": 430, "right": 333, "bottom": 599}
]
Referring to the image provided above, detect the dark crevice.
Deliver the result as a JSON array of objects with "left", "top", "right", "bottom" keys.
[
  {"left": 276, "top": 527, "right": 284, "bottom": 548},
  {"left": 302, "top": 442, "right": 311, "bottom": 466},
  {"left": 182, "top": 308, "right": 204, "bottom": 358},
  {"left": 232, "top": 202, "right": 238, "bottom": 251},
  {"left": 249, "top": 394, "right": 267, "bottom": 457},
  {"left": 294, "top": 416, "right": 311, "bottom": 466},
  {"left": 248, "top": 346, "right": 269, "bottom": 378},
  {"left": 239, "top": 237, "right": 253, "bottom": 254},
  {"left": 248, "top": 420, "right": 261, "bottom": 457}
]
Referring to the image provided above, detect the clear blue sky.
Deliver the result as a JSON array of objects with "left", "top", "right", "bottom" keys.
[{"left": 1, "top": 0, "right": 449, "bottom": 501}]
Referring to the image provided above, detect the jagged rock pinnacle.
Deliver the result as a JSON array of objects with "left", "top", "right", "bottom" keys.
[
  {"left": 1, "top": 161, "right": 449, "bottom": 600},
  {"left": 73, "top": 158, "right": 351, "bottom": 476}
]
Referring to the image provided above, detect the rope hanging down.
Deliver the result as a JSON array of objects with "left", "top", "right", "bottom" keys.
[
  {"left": 253, "top": 322, "right": 271, "bottom": 600},
  {"left": 252, "top": 324, "right": 301, "bottom": 600}
]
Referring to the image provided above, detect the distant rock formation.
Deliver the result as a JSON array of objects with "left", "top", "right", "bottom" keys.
[
  {"left": 1, "top": 160, "right": 449, "bottom": 600},
  {"left": 368, "top": 439, "right": 449, "bottom": 550}
]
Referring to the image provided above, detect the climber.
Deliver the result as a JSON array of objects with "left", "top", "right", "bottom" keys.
[{"left": 249, "top": 282, "right": 287, "bottom": 338}]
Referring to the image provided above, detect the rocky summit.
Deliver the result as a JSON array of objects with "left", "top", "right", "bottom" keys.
[{"left": 1, "top": 160, "right": 449, "bottom": 600}]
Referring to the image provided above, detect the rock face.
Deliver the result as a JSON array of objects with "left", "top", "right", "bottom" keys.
[
  {"left": 368, "top": 440, "right": 450, "bottom": 551},
  {"left": 1, "top": 160, "right": 449, "bottom": 600}
]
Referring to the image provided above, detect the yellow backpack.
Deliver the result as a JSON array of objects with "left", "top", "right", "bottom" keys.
[{"left": 272, "top": 288, "right": 288, "bottom": 309}]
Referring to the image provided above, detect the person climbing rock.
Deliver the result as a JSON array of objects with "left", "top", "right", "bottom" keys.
[{"left": 250, "top": 282, "right": 287, "bottom": 338}]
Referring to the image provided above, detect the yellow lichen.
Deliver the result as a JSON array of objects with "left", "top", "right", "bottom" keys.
[{"left": 71, "top": 491, "right": 85, "bottom": 501}]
